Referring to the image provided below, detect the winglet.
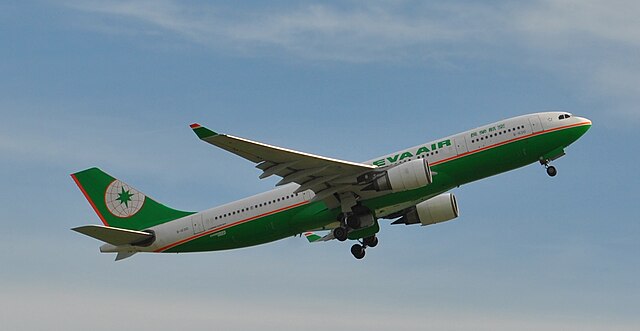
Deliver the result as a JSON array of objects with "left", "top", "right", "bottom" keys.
[
  {"left": 190, "top": 123, "right": 218, "bottom": 139},
  {"left": 304, "top": 232, "right": 323, "bottom": 243}
]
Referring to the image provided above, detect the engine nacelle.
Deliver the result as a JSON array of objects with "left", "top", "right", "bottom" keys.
[
  {"left": 395, "top": 193, "right": 459, "bottom": 226},
  {"left": 371, "top": 159, "right": 432, "bottom": 192}
]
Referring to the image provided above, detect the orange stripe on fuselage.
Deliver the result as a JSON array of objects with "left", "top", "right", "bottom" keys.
[
  {"left": 155, "top": 200, "right": 310, "bottom": 252},
  {"left": 431, "top": 121, "right": 591, "bottom": 166}
]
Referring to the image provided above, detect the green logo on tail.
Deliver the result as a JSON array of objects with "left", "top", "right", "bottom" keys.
[{"left": 116, "top": 187, "right": 134, "bottom": 207}]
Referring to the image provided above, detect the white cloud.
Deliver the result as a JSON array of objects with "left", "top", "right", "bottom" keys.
[
  {"left": 0, "top": 107, "right": 211, "bottom": 185},
  {"left": 514, "top": 0, "right": 640, "bottom": 121},
  {"left": 63, "top": 1, "right": 504, "bottom": 63},
  {"left": 516, "top": 0, "right": 640, "bottom": 49},
  {"left": 60, "top": 0, "right": 640, "bottom": 121}
]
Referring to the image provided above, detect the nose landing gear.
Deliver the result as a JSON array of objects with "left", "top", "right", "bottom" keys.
[
  {"left": 546, "top": 165, "right": 557, "bottom": 177},
  {"left": 540, "top": 159, "right": 558, "bottom": 177},
  {"left": 539, "top": 148, "right": 565, "bottom": 177}
]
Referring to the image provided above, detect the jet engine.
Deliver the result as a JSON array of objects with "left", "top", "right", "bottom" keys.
[
  {"left": 365, "top": 159, "right": 432, "bottom": 193},
  {"left": 393, "top": 193, "right": 459, "bottom": 226}
]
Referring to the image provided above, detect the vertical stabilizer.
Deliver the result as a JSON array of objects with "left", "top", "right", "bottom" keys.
[{"left": 71, "top": 167, "right": 194, "bottom": 231}]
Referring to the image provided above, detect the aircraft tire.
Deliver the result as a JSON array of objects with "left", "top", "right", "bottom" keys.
[
  {"left": 333, "top": 227, "right": 348, "bottom": 241},
  {"left": 546, "top": 166, "right": 557, "bottom": 177},
  {"left": 351, "top": 244, "right": 365, "bottom": 259},
  {"left": 363, "top": 235, "right": 378, "bottom": 248},
  {"left": 346, "top": 214, "right": 361, "bottom": 229}
]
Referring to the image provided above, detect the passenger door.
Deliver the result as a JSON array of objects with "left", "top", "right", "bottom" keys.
[
  {"left": 191, "top": 214, "right": 204, "bottom": 234},
  {"left": 455, "top": 135, "right": 468, "bottom": 155},
  {"left": 529, "top": 115, "right": 543, "bottom": 133}
]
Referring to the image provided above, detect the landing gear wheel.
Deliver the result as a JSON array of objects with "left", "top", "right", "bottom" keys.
[
  {"left": 351, "top": 244, "right": 366, "bottom": 259},
  {"left": 546, "top": 165, "right": 557, "bottom": 177},
  {"left": 346, "top": 214, "right": 361, "bottom": 229},
  {"left": 333, "top": 227, "right": 348, "bottom": 242},
  {"left": 363, "top": 235, "right": 378, "bottom": 248}
]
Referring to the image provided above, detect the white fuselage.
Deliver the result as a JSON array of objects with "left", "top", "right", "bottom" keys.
[{"left": 102, "top": 111, "right": 590, "bottom": 253}]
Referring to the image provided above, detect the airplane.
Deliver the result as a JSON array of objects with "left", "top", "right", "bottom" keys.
[{"left": 71, "top": 111, "right": 591, "bottom": 260}]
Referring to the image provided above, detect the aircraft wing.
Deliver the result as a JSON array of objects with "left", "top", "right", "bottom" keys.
[{"left": 191, "top": 123, "right": 377, "bottom": 199}]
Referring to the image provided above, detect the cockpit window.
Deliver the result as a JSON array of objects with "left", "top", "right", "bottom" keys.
[{"left": 558, "top": 113, "right": 571, "bottom": 120}]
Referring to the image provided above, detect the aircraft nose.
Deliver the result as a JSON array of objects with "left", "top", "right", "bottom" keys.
[
  {"left": 565, "top": 115, "right": 592, "bottom": 144},
  {"left": 576, "top": 116, "right": 592, "bottom": 128}
]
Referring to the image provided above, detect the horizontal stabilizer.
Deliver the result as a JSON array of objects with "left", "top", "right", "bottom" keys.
[{"left": 72, "top": 225, "right": 154, "bottom": 246}]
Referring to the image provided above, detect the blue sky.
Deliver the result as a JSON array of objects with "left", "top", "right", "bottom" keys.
[{"left": 1, "top": 1, "right": 638, "bottom": 330}]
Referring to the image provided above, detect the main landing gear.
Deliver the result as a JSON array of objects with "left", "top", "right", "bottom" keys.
[
  {"left": 332, "top": 212, "right": 364, "bottom": 242},
  {"left": 350, "top": 235, "right": 378, "bottom": 260},
  {"left": 332, "top": 210, "right": 379, "bottom": 259},
  {"left": 333, "top": 226, "right": 348, "bottom": 241}
]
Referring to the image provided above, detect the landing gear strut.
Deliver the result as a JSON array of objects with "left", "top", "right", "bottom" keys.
[{"left": 332, "top": 213, "right": 352, "bottom": 242}]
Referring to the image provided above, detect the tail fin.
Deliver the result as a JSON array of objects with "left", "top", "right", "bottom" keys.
[{"left": 71, "top": 167, "right": 194, "bottom": 231}]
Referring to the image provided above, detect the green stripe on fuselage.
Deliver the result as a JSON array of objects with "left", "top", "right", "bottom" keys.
[
  {"left": 166, "top": 124, "right": 590, "bottom": 253},
  {"left": 163, "top": 202, "right": 337, "bottom": 253}
]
